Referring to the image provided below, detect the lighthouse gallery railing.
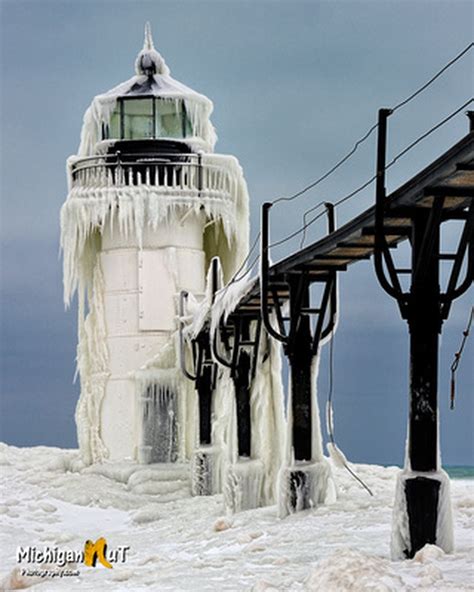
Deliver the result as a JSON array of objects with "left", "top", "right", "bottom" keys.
[{"left": 68, "top": 152, "right": 238, "bottom": 199}]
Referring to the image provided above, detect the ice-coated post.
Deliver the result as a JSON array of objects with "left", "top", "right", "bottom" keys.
[
  {"left": 259, "top": 202, "right": 336, "bottom": 515},
  {"left": 391, "top": 210, "right": 452, "bottom": 558},
  {"left": 191, "top": 346, "right": 219, "bottom": 496},
  {"left": 371, "top": 108, "right": 458, "bottom": 559},
  {"left": 191, "top": 329, "right": 220, "bottom": 496},
  {"left": 285, "top": 276, "right": 320, "bottom": 511},
  {"left": 224, "top": 316, "right": 266, "bottom": 513},
  {"left": 191, "top": 341, "right": 220, "bottom": 496},
  {"left": 403, "top": 209, "right": 443, "bottom": 557},
  {"left": 179, "top": 290, "right": 219, "bottom": 496}
]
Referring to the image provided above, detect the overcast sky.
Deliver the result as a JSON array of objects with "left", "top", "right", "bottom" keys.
[{"left": 1, "top": 0, "right": 472, "bottom": 466}]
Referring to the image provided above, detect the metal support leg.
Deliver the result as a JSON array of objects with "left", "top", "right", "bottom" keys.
[
  {"left": 187, "top": 331, "right": 219, "bottom": 497},
  {"left": 408, "top": 211, "right": 440, "bottom": 473},
  {"left": 196, "top": 364, "right": 214, "bottom": 447},
  {"left": 288, "top": 277, "right": 313, "bottom": 462},
  {"left": 231, "top": 319, "right": 252, "bottom": 458},
  {"left": 370, "top": 111, "right": 460, "bottom": 559},
  {"left": 401, "top": 210, "right": 443, "bottom": 557},
  {"left": 233, "top": 350, "right": 252, "bottom": 458},
  {"left": 225, "top": 319, "right": 266, "bottom": 512},
  {"left": 279, "top": 276, "right": 333, "bottom": 515}
]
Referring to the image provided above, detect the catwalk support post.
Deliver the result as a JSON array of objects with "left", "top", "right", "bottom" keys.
[{"left": 373, "top": 108, "right": 474, "bottom": 558}]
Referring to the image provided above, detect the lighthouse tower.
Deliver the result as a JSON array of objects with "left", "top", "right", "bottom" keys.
[{"left": 61, "top": 25, "right": 249, "bottom": 466}]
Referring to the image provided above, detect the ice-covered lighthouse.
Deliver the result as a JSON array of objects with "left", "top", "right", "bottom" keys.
[{"left": 61, "top": 24, "right": 249, "bottom": 466}]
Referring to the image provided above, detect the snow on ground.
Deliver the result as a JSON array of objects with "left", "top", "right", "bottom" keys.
[{"left": 0, "top": 443, "right": 472, "bottom": 591}]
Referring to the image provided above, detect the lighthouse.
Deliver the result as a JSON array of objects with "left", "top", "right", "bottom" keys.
[{"left": 60, "top": 24, "right": 250, "bottom": 468}]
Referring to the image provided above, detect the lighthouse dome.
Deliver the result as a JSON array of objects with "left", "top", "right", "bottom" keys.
[{"left": 78, "top": 23, "right": 217, "bottom": 156}]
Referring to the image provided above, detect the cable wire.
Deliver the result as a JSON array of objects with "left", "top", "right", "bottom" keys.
[
  {"left": 450, "top": 306, "right": 474, "bottom": 410},
  {"left": 272, "top": 123, "right": 379, "bottom": 206},
  {"left": 326, "top": 331, "right": 374, "bottom": 496}
]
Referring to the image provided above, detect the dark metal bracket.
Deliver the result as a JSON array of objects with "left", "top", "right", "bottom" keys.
[
  {"left": 260, "top": 202, "right": 338, "bottom": 357},
  {"left": 440, "top": 200, "right": 474, "bottom": 319},
  {"left": 373, "top": 108, "right": 474, "bottom": 326},
  {"left": 373, "top": 108, "right": 409, "bottom": 318}
]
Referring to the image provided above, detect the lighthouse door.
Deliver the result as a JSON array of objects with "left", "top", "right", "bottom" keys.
[{"left": 139, "top": 382, "right": 178, "bottom": 464}]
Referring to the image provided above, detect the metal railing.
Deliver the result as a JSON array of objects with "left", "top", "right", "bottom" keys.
[{"left": 69, "top": 152, "right": 233, "bottom": 198}]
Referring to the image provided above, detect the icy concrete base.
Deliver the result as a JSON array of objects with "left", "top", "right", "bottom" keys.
[
  {"left": 191, "top": 445, "right": 220, "bottom": 496},
  {"left": 224, "top": 458, "right": 265, "bottom": 513},
  {"left": 278, "top": 459, "right": 332, "bottom": 518},
  {"left": 391, "top": 469, "right": 454, "bottom": 560}
]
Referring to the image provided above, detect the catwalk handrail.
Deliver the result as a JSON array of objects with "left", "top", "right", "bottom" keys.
[
  {"left": 271, "top": 131, "right": 474, "bottom": 277},
  {"left": 230, "top": 130, "right": 473, "bottom": 312}
]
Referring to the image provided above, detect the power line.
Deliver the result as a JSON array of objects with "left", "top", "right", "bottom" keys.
[{"left": 270, "top": 207, "right": 328, "bottom": 250}]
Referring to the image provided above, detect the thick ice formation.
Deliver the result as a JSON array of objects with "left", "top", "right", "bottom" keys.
[
  {"left": 74, "top": 261, "right": 109, "bottom": 465},
  {"left": 178, "top": 259, "right": 286, "bottom": 510},
  {"left": 60, "top": 27, "right": 249, "bottom": 466},
  {"left": 61, "top": 24, "right": 335, "bottom": 526},
  {"left": 217, "top": 331, "right": 286, "bottom": 512},
  {"left": 61, "top": 153, "right": 249, "bottom": 307}
]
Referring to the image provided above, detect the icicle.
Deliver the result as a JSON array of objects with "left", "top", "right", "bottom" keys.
[
  {"left": 74, "top": 261, "right": 110, "bottom": 464},
  {"left": 144, "top": 21, "right": 153, "bottom": 51}
]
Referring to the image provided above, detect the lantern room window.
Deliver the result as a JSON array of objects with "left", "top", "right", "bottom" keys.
[{"left": 102, "top": 97, "right": 192, "bottom": 141}]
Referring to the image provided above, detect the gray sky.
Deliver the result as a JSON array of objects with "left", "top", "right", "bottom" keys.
[{"left": 1, "top": 0, "right": 473, "bottom": 465}]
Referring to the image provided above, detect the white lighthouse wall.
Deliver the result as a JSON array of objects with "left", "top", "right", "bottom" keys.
[
  {"left": 98, "top": 213, "right": 205, "bottom": 461},
  {"left": 61, "top": 156, "right": 250, "bottom": 465}
]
